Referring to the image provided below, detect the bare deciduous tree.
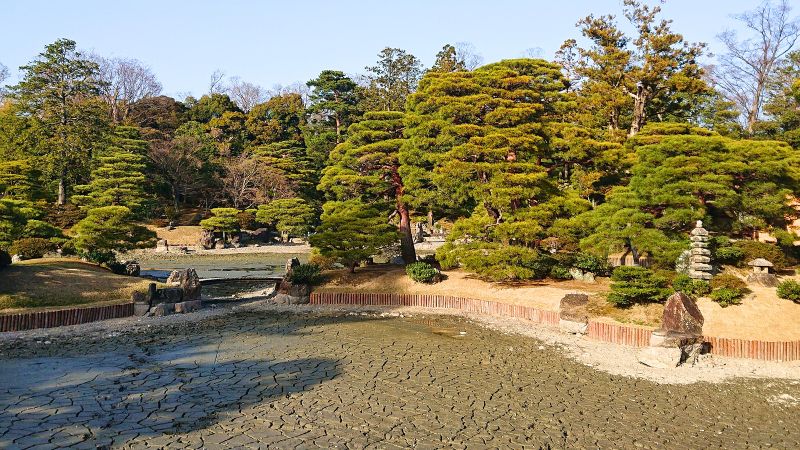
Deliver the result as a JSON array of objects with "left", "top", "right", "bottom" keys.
[
  {"left": 713, "top": 0, "right": 800, "bottom": 134},
  {"left": 227, "top": 77, "right": 267, "bottom": 112},
  {"left": 0, "top": 62, "right": 8, "bottom": 99},
  {"left": 455, "top": 42, "right": 484, "bottom": 70},
  {"left": 94, "top": 56, "right": 162, "bottom": 123},
  {"left": 220, "top": 153, "right": 295, "bottom": 209},
  {"left": 148, "top": 136, "right": 205, "bottom": 210},
  {"left": 208, "top": 69, "right": 227, "bottom": 94}
]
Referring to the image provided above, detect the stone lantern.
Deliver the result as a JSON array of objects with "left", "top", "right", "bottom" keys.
[
  {"left": 748, "top": 258, "right": 773, "bottom": 274},
  {"left": 746, "top": 258, "right": 777, "bottom": 286},
  {"left": 688, "top": 221, "right": 713, "bottom": 280}
]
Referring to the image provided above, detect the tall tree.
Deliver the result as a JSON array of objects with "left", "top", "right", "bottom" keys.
[
  {"left": 125, "top": 95, "right": 187, "bottom": 141},
  {"left": 363, "top": 47, "right": 423, "bottom": 111},
  {"left": 306, "top": 70, "right": 360, "bottom": 144},
  {"left": 430, "top": 44, "right": 467, "bottom": 73},
  {"left": 94, "top": 56, "right": 162, "bottom": 123},
  {"left": 226, "top": 77, "right": 267, "bottom": 113},
  {"left": 557, "top": 0, "right": 708, "bottom": 137},
  {"left": 319, "top": 111, "right": 416, "bottom": 263},
  {"left": 763, "top": 50, "right": 800, "bottom": 147},
  {"left": 184, "top": 93, "right": 241, "bottom": 123},
  {"left": 713, "top": 0, "right": 800, "bottom": 134},
  {"left": 246, "top": 93, "right": 305, "bottom": 145},
  {"left": 72, "top": 126, "right": 149, "bottom": 215},
  {"left": 148, "top": 135, "right": 206, "bottom": 210},
  {"left": 9, "top": 38, "right": 109, "bottom": 205}
]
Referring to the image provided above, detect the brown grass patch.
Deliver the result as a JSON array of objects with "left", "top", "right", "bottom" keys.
[{"left": 0, "top": 258, "right": 156, "bottom": 313}]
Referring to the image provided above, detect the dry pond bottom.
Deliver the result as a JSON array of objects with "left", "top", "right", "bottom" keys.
[{"left": 0, "top": 311, "right": 798, "bottom": 449}]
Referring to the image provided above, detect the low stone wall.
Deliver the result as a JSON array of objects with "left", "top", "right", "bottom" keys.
[
  {"left": 0, "top": 303, "right": 134, "bottom": 332},
  {"left": 310, "top": 292, "right": 560, "bottom": 326},
  {"left": 310, "top": 291, "right": 800, "bottom": 362},
  {"left": 705, "top": 336, "right": 800, "bottom": 361},
  {"left": 587, "top": 320, "right": 653, "bottom": 347}
]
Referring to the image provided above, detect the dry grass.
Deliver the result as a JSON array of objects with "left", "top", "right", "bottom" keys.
[
  {"left": 147, "top": 225, "right": 203, "bottom": 247},
  {"left": 0, "top": 258, "right": 156, "bottom": 313},
  {"left": 585, "top": 294, "right": 664, "bottom": 328}
]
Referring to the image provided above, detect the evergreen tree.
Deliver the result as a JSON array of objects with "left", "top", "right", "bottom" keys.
[
  {"left": 363, "top": 48, "right": 423, "bottom": 111},
  {"left": 71, "top": 206, "right": 155, "bottom": 263},
  {"left": 319, "top": 111, "right": 416, "bottom": 263},
  {"left": 306, "top": 70, "right": 360, "bottom": 144},
  {"left": 184, "top": 93, "right": 241, "bottom": 123},
  {"left": 309, "top": 200, "right": 398, "bottom": 272},
  {"left": 430, "top": 44, "right": 467, "bottom": 73},
  {"left": 72, "top": 126, "right": 148, "bottom": 214},
  {"left": 256, "top": 198, "right": 315, "bottom": 242},
  {"left": 9, "top": 38, "right": 110, "bottom": 204},
  {"left": 200, "top": 208, "right": 240, "bottom": 243}
]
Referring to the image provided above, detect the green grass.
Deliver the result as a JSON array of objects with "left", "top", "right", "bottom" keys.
[{"left": 0, "top": 258, "right": 156, "bottom": 313}]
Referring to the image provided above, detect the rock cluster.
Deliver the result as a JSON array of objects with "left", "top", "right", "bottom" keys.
[
  {"left": 271, "top": 258, "right": 310, "bottom": 304},
  {"left": 638, "top": 291, "right": 707, "bottom": 368},
  {"left": 132, "top": 268, "right": 203, "bottom": 316},
  {"left": 688, "top": 220, "right": 712, "bottom": 280}
]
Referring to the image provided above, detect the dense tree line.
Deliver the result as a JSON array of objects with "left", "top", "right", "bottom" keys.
[{"left": 1, "top": 0, "right": 799, "bottom": 278}]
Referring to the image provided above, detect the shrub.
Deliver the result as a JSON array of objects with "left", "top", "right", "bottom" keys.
[
  {"left": 236, "top": 210, "right": 257, "bottom": 230},
  {"left": 733, "top": 240, "right": 791, "bottom": 270},
  {"left": 406, "top": 261, "right": 440, "bottom": 283},
  {"left": 710, "top": 287, "right": 744, "bottom": 307},
  {"left": 438, "top": 243, "right": 556, "bottom": 281},
  {"left": 672, "top": 274, "right": 693, "bottom": 294},
  {"left": 714, "top": 246, "right": 745, "bottom": 266},
  {"left": 22, "top": 219, "right": 64, "bottom": 239},
  {"left": 288, "top": 264, "right": 323, "bottom": 285},
  {"left": 0, "top": 249, "right": 10, "bottom": 269},
  {"left": 573, "top": 252, "right": 611, "bottom": 276},
  {"left": 308, "top": 249, "right": 337, "bottom": 270},
  {"left": 776, "top": 280, "right": 800, "bottom": 303},
  {"left": 607, "top": 266, "right": 671, "bottom": 307},
  {"left": 549, "top": 265, "right": 573, "bottom": 280},
  {"left": 710, "top": 273, "right": 747, "bottom": 291},
  {"left": 692, "top": 280, "right": 712, "bottom": 296},
  {"left": 9, "top": 237, "right": 54, "bottom": 259}
]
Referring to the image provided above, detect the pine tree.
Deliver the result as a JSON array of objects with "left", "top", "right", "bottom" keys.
[
  {"left": 309, "top": 200, "right": 398, "bottom": 272},
  {"left": 71, "top": 206, "right": 155, "bottom": 263},
  {"left": 256, "top": 198, "right": 315, "bottom": 242},
  {"left": 319, "top": 111, "right": 416, "bottom": 263},
  {"left": 72, "top": 126, "right": 148, "bottom": 215},
  {"left": 9, "top": 39, "right": 109, "bottom": 204}
]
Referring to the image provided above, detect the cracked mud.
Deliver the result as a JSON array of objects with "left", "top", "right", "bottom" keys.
[{"left": 0, "top": 312, "right": 798, "bottom": 449}]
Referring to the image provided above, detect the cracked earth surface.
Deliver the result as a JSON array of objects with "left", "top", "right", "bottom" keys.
[{"left": 0, "top": 311, "right": 798, "bottom": 449}]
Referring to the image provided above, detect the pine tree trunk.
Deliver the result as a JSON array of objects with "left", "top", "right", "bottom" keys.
[
  {"left": 57, "top": 175, "right": 67, "bottom": 206},
  {"left": 398, "top": 204, "right": 416, "bottom": 264},
  {"left": 349, "top": 262, "right": 357, "bottom": 273}
]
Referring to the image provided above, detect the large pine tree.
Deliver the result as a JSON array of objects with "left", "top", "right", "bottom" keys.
[{"left": 319, "top": 111, "right": 416, "bottom": 263}]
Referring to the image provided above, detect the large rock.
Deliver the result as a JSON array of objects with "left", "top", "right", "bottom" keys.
[
  {"left": 123, "top": 260, "right": 141, "bottom": 277},
  {"left": 166, "top": 268, "right": 202, "bottom": 301},
  {"left": 568, "top": 268, "right": 595, "bottom": 283},
  {"left": 661, "top": 292, "right": 704, "bottom": 335},
  {"left": 174, "top": 300, "right": 202, "bottom": 313},
  {"left": 746, "top": 272, "right": 778, "bottom": 287},
  {"left": 637, "top": 347, "right": 682, "bottom": 369},
  {"left": 198, "top": 229, "right": 214, "bottom": 249},
  {"left": 649, "top": 329, "right": 704, "bottom": 348},
  {"left": 559, "top": 293, "right": 589, "bottom": 322}
]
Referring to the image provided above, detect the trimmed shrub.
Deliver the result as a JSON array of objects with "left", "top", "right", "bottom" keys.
[
  {"left": 22, "top": 219, "right": 64, "bottom": 239},
  {"left": 672, "top": 274, "right": 711, "bottom": 297},
  {"left": 710, "top": 273, "right": 747, "bottom": 291},
  {"left": 573, "top": 252, "right": 611, "bottom": 276},
  {"left": 776, "top": 280, "right": 800, "bottom": 303},
  {"left": 436, "top": 243, "right": 555, "bottom": 281},
  {"left": 549, "top": 265, "right": 573, "bottom": 280},
  {"left": 406, "top": 261, "right": 440, "bottom": 283},
  {"left": 9, "top": 237, "right": 54, "bottom": 260},
  {"left": 692, "top": 280, "right": 712, "bottom": 296},
  {"left": 0, "top": 249, "right": 10, "bottom": 269},
  {"left": 733, "top": 240, "right": 791, "bottom": 270},
  {"left": 288, "top": 264, "right": 323, "bottom": 285},
  {"left": 236, "top": 210, "right": 257, "bottom": 230},
  {"left": 607, "top": 266, "right": 671, "bottom": 307},
  {"left": 710, "top": 287, "right": 744, "bottom": 307},
  {"left": 44, "top": 204, "right": 86, "bottom": 228},
  {"left": 308, "top": 249, "right": 337, "bottom": 270},
  {"left": 714, "top": 246, "right": 745, "bottom": 266}
]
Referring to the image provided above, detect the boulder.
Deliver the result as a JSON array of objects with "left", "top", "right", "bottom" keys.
[
  {"left": 568, "top": 268, "right": 595, "bottom": 283},
  {"left": 131, "top": 291, "right": 148, "bottom": 304},
  {"left": 11, "top": 254, "right": 21, "bottom": 263},
  {"left": 559, "top": 293, "right": 589, "bottom": 322},
  {"left": 213, "top": 238, "right": 226, "bottom": 249},
  {"left": 559, "top": 319, "right": 589, "bottom": 335},
  {"left": 174, "top": 300, "right": 202, "bottom": 313},
  {"left": 637, "top": 347, "right": 682, "bottom": 369},
  {"left": 166, "top": 268, "right": 202, "bottom": 301},
  {"left": 198, "top": 229, "right": 214, "bottom": 249},
  {"left": 661, "top": 292, "right": 704, "bottom": 335},
  {"left": 123, "top": 261, "right": 141, "bottom": 277},
  {"left": 134, "top": 303, "right": 150, "bottom": 316},
  {"left": 150, "top": 302, "right": 175, "bottom": 317},
  {"left": 746, "top": 272, "right": 778, "bottom": 287},
  {"left": 649, "top": 330, "right": 704, "bottom": 348},
  {"left": 149, "top": 287, "right": 184, "bottom": 305}
]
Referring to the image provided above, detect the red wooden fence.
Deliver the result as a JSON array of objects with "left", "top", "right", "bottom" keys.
[
  {"left": 0, "top": 302, "right": 134, "bottom": 332},
  {"left": 310, "top": 291, "right": 800, "bottom": 361}
]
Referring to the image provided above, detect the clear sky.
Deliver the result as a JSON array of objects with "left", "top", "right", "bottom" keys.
[{"left": 1, "top": 0, "right": 761, "bottom": 99}]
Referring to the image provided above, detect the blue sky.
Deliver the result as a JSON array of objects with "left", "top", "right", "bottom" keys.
[{"left": 2, "top": 0, "right": 761, "bottom": 99}]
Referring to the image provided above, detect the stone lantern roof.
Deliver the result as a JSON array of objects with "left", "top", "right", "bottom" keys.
[{"left": 748, "top": 258, "right": 774, "bottom": 268}]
